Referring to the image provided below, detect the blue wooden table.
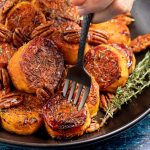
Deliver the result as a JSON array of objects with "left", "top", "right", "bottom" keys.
[{"left": 0, "top": 114, "right": 149, "bottom": 150}]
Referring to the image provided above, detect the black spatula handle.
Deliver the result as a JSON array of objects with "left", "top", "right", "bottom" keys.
[{"left": 77, "top": 14, "right": 93, "bottom": 67}]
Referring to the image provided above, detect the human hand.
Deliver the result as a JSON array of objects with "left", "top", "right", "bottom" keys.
[{"left": 71, "top": 0, "right": 135, "bottom": 23}]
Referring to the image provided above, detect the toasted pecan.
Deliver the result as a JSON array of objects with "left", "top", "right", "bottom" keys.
[
  {"left": 100, "top": 93, "right": 115, "bottom": 110},
  {"left": 0, "top": 23, "right": 12, "bottom": 42},
  {"left": 13, "top": 28, "right": 30, "bottom": 48},
  {"left": 63, "top": 28, "right": 109, "bottom": 45},
  {"left": 0, "top": 92, "right": 23, "bottom": 109},
  {"left": 31, "top": 21, "right": 54, "bottom": 39}
]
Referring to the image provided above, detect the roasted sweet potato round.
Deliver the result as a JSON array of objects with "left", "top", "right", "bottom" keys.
[
  {"left": 51, "top": 21, "right": 90, "bottom": 65},
  {"left": 8, "top": 37, "right": 64, "bottom": 94},
  {"left": 85, "top": 44, "right": 129, "bottom": 93},
  {"left": 0, "top": 93, "right": 44, "bottom": 135},
  {"left": 43, "top": 92, "right": 91, "bottom": 139},
  {"left": 68, "top": 77, "right": 100, "bottom": 117},
  {"left": 5, "top": 1, "right": 46, "bottom": 37},
  {"left": 90, "top": 19, "right": 131, "bottom": 46},
  {"left": 32, "top": 0, "right": 79, "bottom": 22}
]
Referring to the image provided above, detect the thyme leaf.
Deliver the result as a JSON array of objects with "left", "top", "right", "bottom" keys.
[
  {"left": 106, "top": 51, "right": 150, "bottom": 117},
  {"left": 66, "top": 0, "right": 70, "bottom": 6}
]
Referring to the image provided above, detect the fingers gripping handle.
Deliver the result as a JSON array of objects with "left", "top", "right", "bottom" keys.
[{"left": 77, "top": 14, "right": 93, "bottom": 66}]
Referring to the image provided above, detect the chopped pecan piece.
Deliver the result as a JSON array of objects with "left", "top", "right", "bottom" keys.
[
  {"left": 86, "top": 118, "right": 100, "bottom": 133},
  {"left": 0, "top": 43, "right": 16, "bottom": 68},
  {"left": 0, "top": 23, "right": 12, "bottom": 42},
  {"left": 0, "top": 92, "right": 23, "bottom": 109},
  {"left": 2, "top": 0, "right": 19, "bottom": 16}
]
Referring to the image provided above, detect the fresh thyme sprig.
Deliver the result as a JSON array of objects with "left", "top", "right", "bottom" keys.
[{"left": 106, "top": 51, "right": 150, "bottom": 117}]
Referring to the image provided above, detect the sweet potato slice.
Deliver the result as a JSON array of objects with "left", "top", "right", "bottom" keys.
[
  {"left": 0, "top": 93, "right": 44, "bottom": 135},
  {"left": 5, "top": 1, "right": 46, "bottom": 37},
  {"left": 43, "top": 92, "right": 91, "bottom": 139},
  {"left": 85, "top": 44, "right": 129, "bottom": 93},
  {"left": 51, "top": 21, "right": 90, "bottom": 65},
  {"left": 32, "top": 0, "right": 79, "bottom": 22},
  {"left": 8, "top": 37, "right": 64, "bottom": 94},
  {"left": 90, "top": 18, "right": 131, "bottom": 46}
]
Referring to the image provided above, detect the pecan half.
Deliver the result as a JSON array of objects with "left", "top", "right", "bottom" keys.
[
  {"left": 63, "top": 29, "right": 80, "bottom": 44},
  {"left": 31, "top": 21, "right": 54, "bottom": 39},
  {"left": 0, "top": 92, "right": 23, "bottom": 109},
  {"left": 13, "top": 28, "right": 29, "bottom": 48},
  {"left": 100, "top": 93, "right": 115, "bottom": 111},
  {"left": 0, "top": 24, "right": 12, "bottom": 42},
  {"left": 63, "top": 28, "right": 109, "bottom": 45},
  {"left": 88, "top": 29, "right": 109, "bottom": 46},
  {"left": 0, "top": 68, "right": 11, "bottom": 93}
]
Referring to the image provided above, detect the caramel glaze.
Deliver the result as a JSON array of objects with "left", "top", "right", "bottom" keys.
[
  {"left": 110, "top": 43, "right": 133, "bottom": 68},
  {"left": 20, "top": 37, "right": 64, "bottom": 94},
  {"left": 85, "top": 45, "right": 120, "bottom": 90}
]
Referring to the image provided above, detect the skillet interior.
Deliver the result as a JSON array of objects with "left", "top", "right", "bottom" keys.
[{"left": 0, "top": 0, "right": 149, "bottom": 148}]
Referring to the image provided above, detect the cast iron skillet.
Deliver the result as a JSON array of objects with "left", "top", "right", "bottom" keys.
[{"left": 0, "top": 0, "right": 149, "bottom": 148}]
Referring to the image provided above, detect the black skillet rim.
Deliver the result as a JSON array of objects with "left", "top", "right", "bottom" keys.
[{"left": 0, "top": 0, "right": 149, "bottom": 148}]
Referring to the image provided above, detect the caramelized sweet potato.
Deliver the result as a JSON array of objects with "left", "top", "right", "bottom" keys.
[
  {"left": 51, "top": 21, "right": 90, "bottom": 65},
  {"left": 43, "top": 92, "right": 91, "bottom": 139},
  {"left": 0, "top": 93, "right": 44, "bottom": 135},
  {"left": 5, "top": 1, "right": 46, "bottom": 37},
  {"left": 32, "top": 0, "right": 79, "bottom": 22},
  {"left": 85, "top": 44, "right": 129, "bottom": 93},
  {"left": 90, "top": 18, "right": 131, "bottom": 46},
  {"left": 8, "top": 37, "right": 64, "bottom": 94}
]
